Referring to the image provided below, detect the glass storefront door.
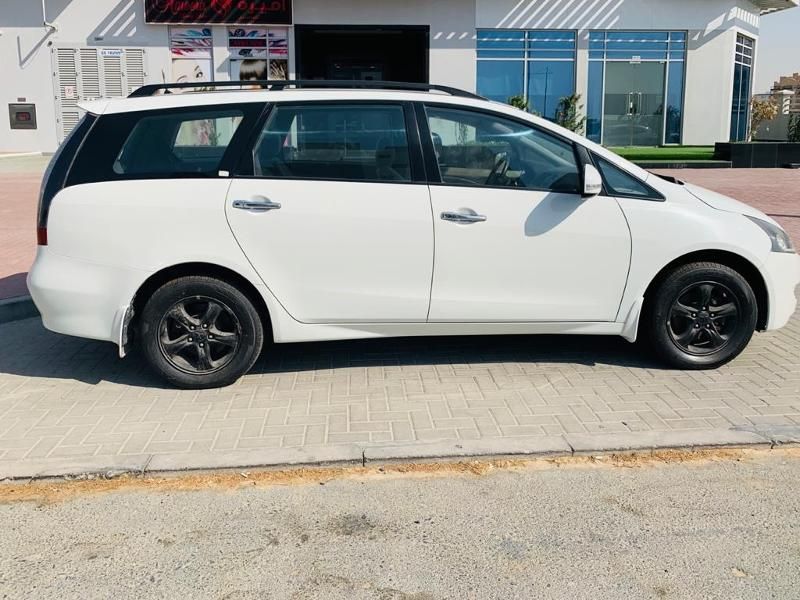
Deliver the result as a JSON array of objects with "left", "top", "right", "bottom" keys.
[{"left": 602, "top": 62, "right": 665, "bottom": 147}]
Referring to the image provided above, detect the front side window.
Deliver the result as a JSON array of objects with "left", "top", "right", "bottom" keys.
[
  {"left": 425, "top": 106, "right": 580, "bottom": 193},
  {"left": 252, "top": 104, "right": 411, "bottom": 182},
  {"left": 114, "top": 110, "right": 243, "bottom": 176}
]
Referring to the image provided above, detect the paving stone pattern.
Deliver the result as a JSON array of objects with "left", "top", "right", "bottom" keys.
[{"left": 0, "top": 299, "right": 797, "bottom": 475}]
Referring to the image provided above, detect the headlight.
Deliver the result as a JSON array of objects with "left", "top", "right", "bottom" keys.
[{"left": 745, "top": 216, "right": 795, "bottom": 253}]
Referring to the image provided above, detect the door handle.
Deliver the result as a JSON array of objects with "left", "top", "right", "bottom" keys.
[
  {"left": 232, "top": 198, "right": 282, "bottom": 212},
  {"left": 441, "top": 210, "right": 487, "bottom": 224}
]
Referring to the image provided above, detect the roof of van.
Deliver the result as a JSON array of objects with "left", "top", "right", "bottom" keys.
[{"left": 78, "top": 87, "right": 485, "bottom": 116}]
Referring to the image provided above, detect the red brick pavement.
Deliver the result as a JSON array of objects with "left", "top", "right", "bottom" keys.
[
  {"left": 0, "top": 174, "right": 40, "bottom": 299},
  {"left": 0, "top": 168, "right": 798, "bottom": 300}
]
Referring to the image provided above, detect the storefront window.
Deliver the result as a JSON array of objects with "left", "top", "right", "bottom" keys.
[
  {"left": 229, "top": 27, "right": 289, "bottom": 82},
  {"left": 665, "top": 60, "right": 685, "bottom": 144},
  {"left": 588, "top": 31, "right": 686, "bottom": 146},
  {"left": 477, "top": 30, "right": 576, "bottom": 121},
  {"left": 586, "top": 61, "right": 604, "bottom": 143},
  {"left": 527, "top": 61, "right": 574, "bottom": 122},
  {"left": 730, "top": 34, "right": 754, "bottom": 142},
  {"left": 169, "top": 27, "right": 213, "bottom": 86},
  {"left": 476, "top": 61, "right": 524, "bottom": 104}
]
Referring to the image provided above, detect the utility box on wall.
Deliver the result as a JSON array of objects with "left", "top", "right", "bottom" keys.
[{"left": 8, "top": 103, "right": 37, "bottom": 130}]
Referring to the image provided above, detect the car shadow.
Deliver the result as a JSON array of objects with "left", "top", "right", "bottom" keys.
[
  {"left": 0, "top": 318, "right": 667, "bottom": 389},
  {"left": 0, "top": 272, "right": 29, "bottom": 299},
  {"left": 524, "top": 192, "right": 585, "bottom": 237}
]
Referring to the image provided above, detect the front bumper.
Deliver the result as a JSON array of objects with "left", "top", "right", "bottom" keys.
[
  {"left": 762, "top": 251, "right": 800, "bottom": 330},
  {"left": 27, "top": 248, "right": 145, "bottom": 345}
]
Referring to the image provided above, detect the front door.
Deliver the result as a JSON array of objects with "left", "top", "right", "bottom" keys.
[
  {"left": 226, "top": 102, "right": 433, "bottom": 323},
  {"left": 603, "top": 62, "right": 666, "bottom": 147},
  {"left": 423, "top": 105, "right": 631, "bottom": 322}
]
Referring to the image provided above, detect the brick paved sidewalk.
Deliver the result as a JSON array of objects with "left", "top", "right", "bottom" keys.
[
  {"left": 0, "top": 155, "right": 49, "bottom": 300},
  {"left": 0, "top": 299, "right": 798, "bottom": 479}
]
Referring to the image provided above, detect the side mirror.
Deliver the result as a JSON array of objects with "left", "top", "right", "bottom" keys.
[{"left": 583, "top": 164, "right": 603, "bottom": 197}]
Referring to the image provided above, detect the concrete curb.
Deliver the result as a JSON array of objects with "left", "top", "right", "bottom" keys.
[
  {"left": 0, "top": 455, "right": 152, "bottom": 480},
  {"left": 0, "top": 295, "right": 38, "bottom": 324},
  {"left": 2, "top": 427, "right": 798, "bottom": 482}
]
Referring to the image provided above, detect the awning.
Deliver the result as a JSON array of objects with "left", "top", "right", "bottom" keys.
[{"left": 751, "top": 0, "right": 800, "bottom": 14}]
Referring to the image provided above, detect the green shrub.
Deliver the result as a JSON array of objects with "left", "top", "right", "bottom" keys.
[
  {"left": 507, "top": 95, "right": 529, "bottom": 111},
  {"left": 788, "top": 113, "right": 800, "bottom": 143},
  {"left": 555, "top": 94, "right": 586, "bottom": 134}
]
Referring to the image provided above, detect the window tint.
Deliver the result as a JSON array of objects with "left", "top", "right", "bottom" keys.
[
  {"left": 113, "top": 110, "right": 243, "bottom": 176},
  {"left": 425, "top": 106, "right": 580, "bottom": 192},
  {"left": 253, "top": 104, "right": 411, "bottom": 182},
  {"left": 595, "top": 156, "right": 662, "bottom": 199}
]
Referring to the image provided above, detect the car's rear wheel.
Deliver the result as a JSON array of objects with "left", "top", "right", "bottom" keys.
[
  {"left": 139, "top": 276, "right": 264, "bottom": 389},
  {"left": 644, "top": 262, "right": 758, "bottom": 369}
]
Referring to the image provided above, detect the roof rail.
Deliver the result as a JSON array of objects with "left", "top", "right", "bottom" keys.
[{"left": 128, "top": 79, "right": 486, "bottom": 100}]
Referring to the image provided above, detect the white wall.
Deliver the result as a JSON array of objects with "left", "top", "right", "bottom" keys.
[
  {"left": 0, "top": 0, "right": 172, "bottom": 152},
  {"left": 476, "top": 0, "right": 760, "bottom": 30}
]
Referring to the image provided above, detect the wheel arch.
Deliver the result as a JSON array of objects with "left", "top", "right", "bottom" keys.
[
  {"left": 127, "top": 262, "right": 273, "bottom": 350},
  {"left": 642, "top": 250, "right": 769, "bottom": 331}
]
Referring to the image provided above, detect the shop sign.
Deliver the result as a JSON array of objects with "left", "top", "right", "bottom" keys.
[{"left": 145, "top": 0, "right": 293, "bottom": 25}]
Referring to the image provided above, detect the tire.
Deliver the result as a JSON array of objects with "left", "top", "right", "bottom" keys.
[
  {"left": 139, "top": 276, "right": 264, "bottom": 389},
  {"left": 644, "top": 262, "right": 758, "bottom": 370}
]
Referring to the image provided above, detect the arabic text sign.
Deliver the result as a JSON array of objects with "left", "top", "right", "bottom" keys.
[{"left": 145, "top": 0, "right": 292, "bottom": 25}]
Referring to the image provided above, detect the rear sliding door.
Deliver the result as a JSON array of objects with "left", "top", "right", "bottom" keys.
[{"left": 226, "top": 102, "right": 434, "bottom": 323}]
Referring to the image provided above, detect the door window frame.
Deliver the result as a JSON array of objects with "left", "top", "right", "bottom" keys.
[
  {"left": 232, "top": 100, "right": 428, "bottom": 185},
  {"left": 416, "top": 102, "right": 586, "bottom": 194}
]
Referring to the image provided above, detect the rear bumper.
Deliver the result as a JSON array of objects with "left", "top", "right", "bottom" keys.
[
  {"left": 762, "top": 252, "right": 800, "bottom": 330},
  {"left": 27, "top": 248, "right": 145, "bottom": 345}
]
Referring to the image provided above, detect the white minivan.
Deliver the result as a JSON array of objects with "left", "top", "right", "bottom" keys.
[{"left": 29, "top": 81, "right": 800, "bottom": 388}]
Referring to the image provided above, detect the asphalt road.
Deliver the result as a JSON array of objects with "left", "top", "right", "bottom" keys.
[{"left": 2, "top": 450, "right": 799, "bottom": 600}]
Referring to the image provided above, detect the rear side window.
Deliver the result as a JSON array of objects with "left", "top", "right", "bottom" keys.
[
  {"left": 113, "top": 110, "right": 243, "bottom": 176},
  {"left": 67, "top": 103, "right": 263, "bottom": 186},
  {"left": 251, "top": 104, "right": 412, "bottom": 183}
]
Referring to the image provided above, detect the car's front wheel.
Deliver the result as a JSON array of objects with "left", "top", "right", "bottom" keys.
[
  {"left": 139, "top": 276, "right": 264, "bottom": 389},
  {"left": 644, "top": 262, "right": 758, "bottom": 369}
]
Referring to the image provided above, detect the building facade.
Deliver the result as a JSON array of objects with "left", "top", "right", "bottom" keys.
[
  {"left": 771, "top": 72, "right": 800, "bottom": 113},
  {"left": 1, "top": 0, "right": 797, "bottom": 152}
]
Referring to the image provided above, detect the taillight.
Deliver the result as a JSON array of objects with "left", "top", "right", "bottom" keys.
[{"left": 37, "top": 226, "right": 48, "bottom": 246}]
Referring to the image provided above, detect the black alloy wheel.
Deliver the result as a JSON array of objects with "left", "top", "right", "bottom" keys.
[
  {"left": 667, "top": 282, "right": 740, "bottom": 356},
  {"left": 158, "top": 296, "right": 241, "bottom": 374},
  {"left": 644, "top": 262, "right": 757, "bottom": 370},
  {"left": 140, "top": 276, "right": 264, "bottom": 389}
]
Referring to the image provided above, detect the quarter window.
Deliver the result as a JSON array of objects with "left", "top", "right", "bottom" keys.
[
  {"left": 594, "top": 156, "right": 662, "bottom": 200},
  {"left": 425, "top": 106, "right": 580, "bottom": 193},
  {"left": 252, "top": 104, "right": 412, "bottom": 182},
  {"left": 113, "top": 109, "right": 243, "bottom": 176}
]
